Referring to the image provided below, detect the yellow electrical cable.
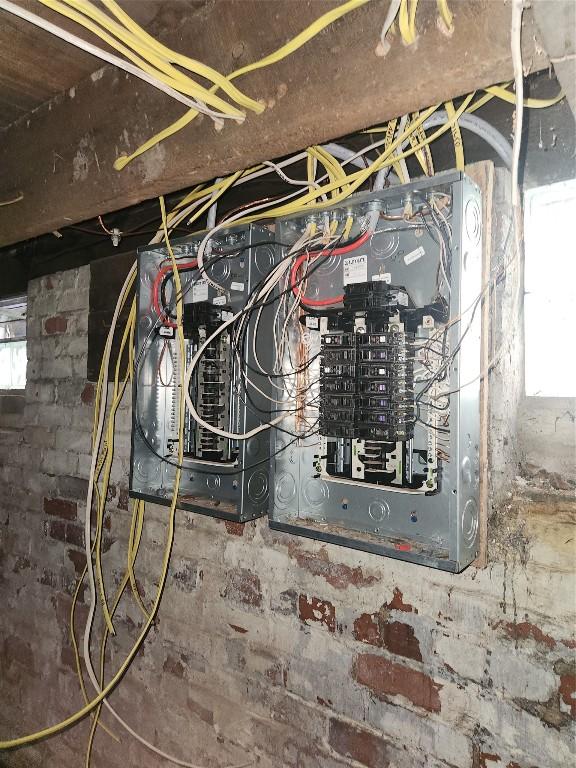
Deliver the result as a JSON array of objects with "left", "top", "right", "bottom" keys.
[
  {"left": 85, "top": 500, "right": 146, "bottom": 768},
  {"left": 61, "top": 0, "right": 242, "bottom": 109},
  {"left": 69, "top": 268, "right": 136, "bottom": 738},
  {"left": 99, "top": 0, "right": 261, "bottom": 113},
  {"left": 92, "top": 300, "right": 136, "bottom": 637},
  {"left": 486, "top": 83, "right": 564, "bottom": 108},
  {"left": 88, "top": 287, "right": 139, "bottom": 751},
  {"left": 444, "top": 100, "right": 464, "bottom": 170},
  {"left": 306, "top": 152, "right": 316, "bottom": 197},
  {"left": 314, "top": 146, "right": 351, "bottom": 196},
  {"left": 436, "top": 0, "right": 453, "bottom": 31},
  {"left": 187, "top": 170, "right": 243, "bottom": 228},
  {"left": 228, "top": 101, "right": 446, "bottom": 221},
  {"left": 127, "top": 499, "right": 150, "bottom": 621},
  {"left": 0, "top": 284, "right": 171, "bottom": 750},
  {"left": 113, "top": 0, "right": 371, "bottom": 170},
  {"left": 408, "top": 0, "right": 419, "bottom": 41},
  {"left": 407, "top": 111, "right": 434, "bottom": 176},
  {"left": 384, "top": 118, "right": 407, "bottom": 183},
  {"left": 399, "top": 0, "right": 418, "bottom": 45},
  {"left": 162, "top": 92, "right": 475, "bottom": 233},
  {"left": 38, "top": 0, "right": 245, "bottom": 118},
  {"left": 307, "top": 147, "right": 338, "bottom": 199},
  {"left": 342, "top": 215, "right": 354, "bottom": 239},
  {"left": 69, "top": 560, "right": 120, "bottom": 744},
  {"left": 228, "top": 92, "right": 476, "bottom": 226}
]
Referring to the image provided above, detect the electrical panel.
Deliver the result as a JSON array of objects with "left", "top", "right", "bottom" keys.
[
  {"left": 269, "top": 172, "right": 482, "bottom": 571},
  {"left": 129, "top": 225, "right": 278, "bottom": 522}
]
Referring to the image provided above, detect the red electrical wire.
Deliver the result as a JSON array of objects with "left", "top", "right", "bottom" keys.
[
  {"left": 289, "top": 230, "right": 372, "bottom": 307},
  {"left": 151, "top": 259, "right": 197, "bottom": 327}
]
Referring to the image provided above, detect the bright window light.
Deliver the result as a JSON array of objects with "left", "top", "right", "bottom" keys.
[
  {"left": 0, "top": 296, "right": 27, "bottom": 390},
  {"left": 524, "top": 180, "right": 576, "bottom": 397}
]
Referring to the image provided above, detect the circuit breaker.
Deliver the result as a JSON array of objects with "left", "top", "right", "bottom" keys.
[
  {"left": 129, "top": 225, "right": 278, "bottom": 522},
  {"left": 268, "top": 172, "right": 482, "bottom": 571}
]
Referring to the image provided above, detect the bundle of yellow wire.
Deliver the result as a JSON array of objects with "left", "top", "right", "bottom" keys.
[{"left": 35, "top": 0, "right": 373, "bottom": 169}]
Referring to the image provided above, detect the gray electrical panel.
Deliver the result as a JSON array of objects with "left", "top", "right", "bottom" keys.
[
  {"left": 129, "top": 224, "right": 278, "bottom": 522},
  {"left": 268, "top": 172, "right": 482, "bottom": 571}
]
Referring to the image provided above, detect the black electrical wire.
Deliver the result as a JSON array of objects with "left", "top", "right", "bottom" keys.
[
  {"left": 133, "top": 238, "right": 325, "bottom": 464},
  {"left": 133, "top": 407, "right": 319, "bottom": 474},
  {"left": 229, "top": 235, "right": 346, "bottom": 381},
  {"left": 158, "top": 239, "right": 289, "bottom": 320}
]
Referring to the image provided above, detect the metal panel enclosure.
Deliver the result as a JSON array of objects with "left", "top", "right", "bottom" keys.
[
  {"left": 269, "top": 172, "right": 482, "bottom": 571},
  {"left": 129, "top": 224, "right": 277, "bottom": 522}
]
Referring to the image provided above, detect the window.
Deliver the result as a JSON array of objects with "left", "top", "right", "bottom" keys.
[
  {"left": 0, "top": 296, "right": 27, "bottom": 390},
  {"left": 524, "top": 179, "right": 576, "bottom": 397}
]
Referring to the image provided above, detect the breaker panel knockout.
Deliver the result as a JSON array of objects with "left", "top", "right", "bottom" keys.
[
  {"left": 269, "top": 172, "right": 483, "bottom": 571},
  {"left": 129, "top": 225, "right": 278, "bottom": 522}
]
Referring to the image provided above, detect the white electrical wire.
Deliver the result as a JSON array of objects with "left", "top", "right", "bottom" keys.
[
  {"left": 184, "top": 256, "right": 301, "bottom": 439},
  {"left": 0, "top": 0, "right": 234, "bottom": 128},
  {"left": 376, "top": 0, "right": 403, "bottom": 56},
  {"left": 80, "top": 264, "right": 250, "bottom": 767},
  {"left": 510, "top": 0, "right": 525, "bottom": 208}
]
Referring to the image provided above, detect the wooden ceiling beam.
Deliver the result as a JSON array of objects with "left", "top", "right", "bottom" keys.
[{"left": 0, "top": 0, "right": 548, "bottom": 247}]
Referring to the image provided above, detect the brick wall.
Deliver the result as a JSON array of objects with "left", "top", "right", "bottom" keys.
[{"left": 0, "top": 266, "right": 574, "bottom": 768}]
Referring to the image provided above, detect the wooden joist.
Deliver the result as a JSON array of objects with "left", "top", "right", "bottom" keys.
[{"left": 0, "top": 0, "right": 548, "bottom": 247}]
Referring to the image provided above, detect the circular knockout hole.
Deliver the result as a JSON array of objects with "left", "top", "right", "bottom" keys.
[{"left": 410, "top": 513, "right": 418, "bottom": 523}]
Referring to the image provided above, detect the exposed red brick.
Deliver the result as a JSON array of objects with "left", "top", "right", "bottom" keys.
[
  {"left": 45, "top": 519, "right": 66, "bottom": 543},
  {"left": 386, "top": 587, "right": 417, "bottom": 613},
  {"left": 561, "top": 638, "right": 576, "bottom": 649},
  {"left": 328, "top": 719, "right": 391, "bottom": 768},
  {"left": 223, "top": 568, "right": 262, "bottom": 608},
  {"left": 229, "top": 624, "right": 248, "bottom": 634},
  {"left": 66, "top": 523, "right": 84, "bottom": 549},
  {"left": 117, "top": 486, "right": 129, "bottom": 511},
  {"left": 298, "top": 594, "right": 336, "bottom": 633},
  {"left": 353, "top": 613, "right": 422, "bottom": 661},
  {"left": 354, "top": 613, "right": 381, "bottom": 647},
  {"left": 224, "top": 520, "right": 245, "bottom": 536},
  {"left": 44, "top": 315, "right": 68, "bottom": 335},
  {"left": 163, "top": 654, "right": 185, "bottom": 679},
  {"left": 288, "top": 542, "right": 377, "bottom": 590},
  {"left": 44, "top": 496, "right": 77, "bottom": 521},
  {"left": 67, "top": 549, "right": 86, "bottom": 576},
  {"left": 382, "top": 621, "right": 422, "bottom": 662},
  {"left": 81, "top": 383, "right": 95, "bottom": 405},
  {"left": 353, "top": 653, "right": 442, "bottom": 712},
  {"left": 495, "top": 620, "right": 556, "bottom": 649},
  {"left": 559, "top": 673, "right": 576, "bottom": 718},
  {"left": 478, "top": 754, "right": 501, "bottom": 767}
]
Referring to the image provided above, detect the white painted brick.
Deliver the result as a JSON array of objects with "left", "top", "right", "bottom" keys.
[
  {"left": 40, "top": 448, "right": 78, "bottom": 476},
  {"left": 57, "top": 288, "right": 89, "bottom": 313},
  {"left": 435, "top": 633, "right": 487, "bottom": 682},
  {"left": 54, "top": 428, "right": 91, "bottom": 455},
  {"left": 490, "top": 646, "right": 557, "bottom": 701}
]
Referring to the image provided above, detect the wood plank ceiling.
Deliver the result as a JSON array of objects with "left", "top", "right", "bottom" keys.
[{"left": 0, "top": 0, "right": 199, "bottom": 127}]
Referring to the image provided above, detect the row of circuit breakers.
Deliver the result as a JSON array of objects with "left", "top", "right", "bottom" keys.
[{"left": 130, "top": 172, "right": 483, "bottom": 572}]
